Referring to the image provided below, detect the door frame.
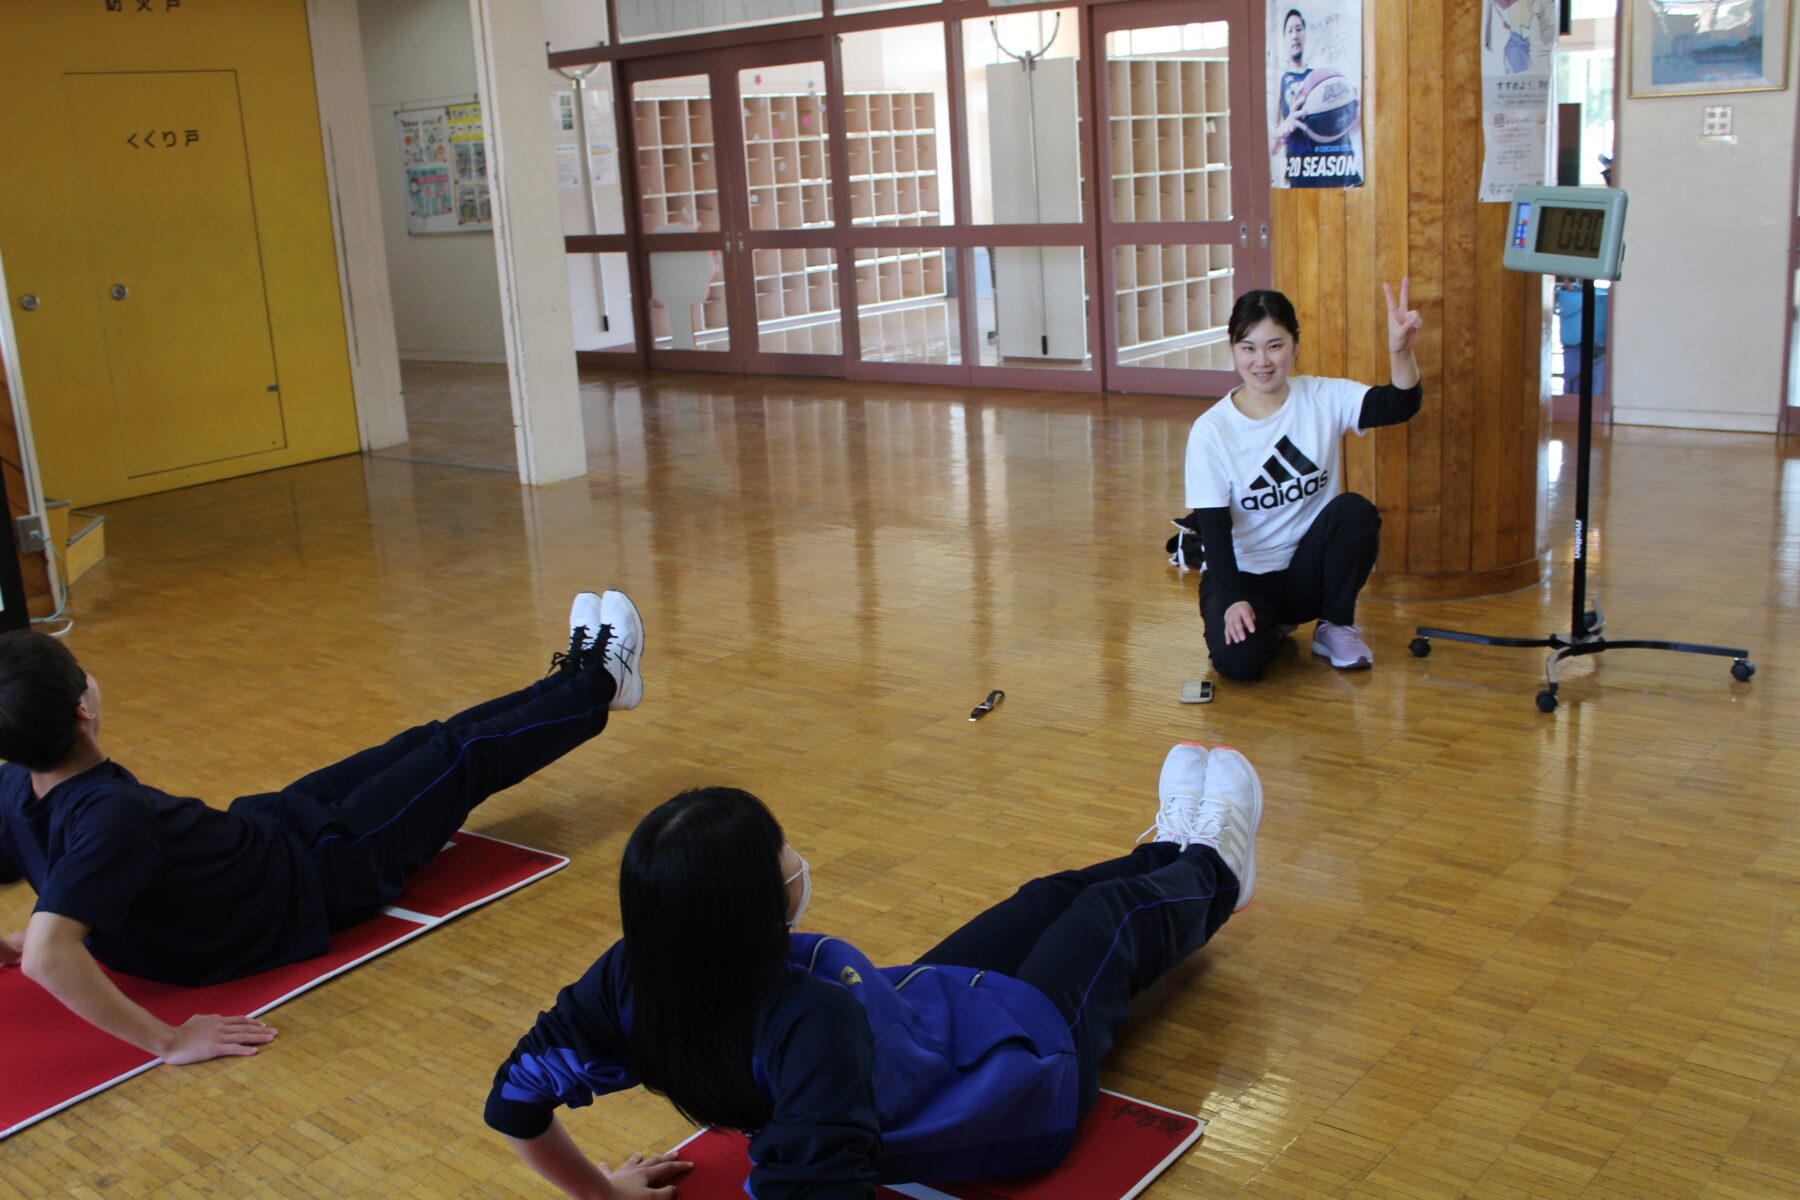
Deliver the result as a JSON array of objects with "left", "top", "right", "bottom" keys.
[
  {"left": 1091, "top": 0, "right": 1270, "bottom": 398},
  {"left": 599, "top": 2, "right": 1272, "bottom": 394},
  {"left": 619, "top": 49, "right": 744, "bottom": 373}
]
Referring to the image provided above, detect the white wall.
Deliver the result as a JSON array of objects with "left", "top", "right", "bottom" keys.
[
  {"left": 1611, "top": 27, "right": 1798, "bottom": 432},
  {"left": 360, "top": 0, "right": 506, "bottom": 362}
]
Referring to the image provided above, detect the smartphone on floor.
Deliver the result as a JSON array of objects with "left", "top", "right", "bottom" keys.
[{"left": 1179, "top": 680, "right": 1214, "bottom": 704}]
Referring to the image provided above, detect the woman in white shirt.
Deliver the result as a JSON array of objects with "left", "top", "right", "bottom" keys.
[{"left": 1183, "top": 284, "right": 1423, "bottom": 680}]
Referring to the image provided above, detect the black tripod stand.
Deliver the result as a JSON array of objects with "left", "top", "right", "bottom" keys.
[{"left": 1407, "top": 278, "right": 1756, "bottom": 712}]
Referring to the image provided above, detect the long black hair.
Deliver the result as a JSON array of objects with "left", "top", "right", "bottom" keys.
[
  {"left": 1228, "top": 289, "right": 1302, "bottom": 347},
  {"left": 0, "top": 631, "right": 88, "bottom": 771},
  {"left": 621, "top": 787, "right": 791, "bottom": 1131}
]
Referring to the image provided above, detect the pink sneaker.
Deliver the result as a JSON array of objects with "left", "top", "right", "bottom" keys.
[{"left": 1312, "top": 620, "right": 1372, "bottom": 669}]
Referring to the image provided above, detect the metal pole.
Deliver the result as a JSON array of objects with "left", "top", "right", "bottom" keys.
[
  {"left": 561, "top": 66, "right": 611, "bottom": 332},
  {"left": 1570, "top": 276, "right": 1597, "bottom": 639}
]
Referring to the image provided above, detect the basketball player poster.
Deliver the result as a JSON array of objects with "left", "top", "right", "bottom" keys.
[{"left": 1267, "top": 0, "right": 1364, "bottom": 189}]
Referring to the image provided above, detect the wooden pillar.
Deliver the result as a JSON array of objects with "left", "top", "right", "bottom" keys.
[{"left": 1272, "top": 0, "right": 1550, "bottom": 600}]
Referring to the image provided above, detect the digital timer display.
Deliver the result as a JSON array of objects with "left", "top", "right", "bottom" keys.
[
  {"left": 1536, "top": 206, "right": 1605, "bottom": 259},
  {"left": 1501, "top": 186, "right": 1626, "bottom": 280}
]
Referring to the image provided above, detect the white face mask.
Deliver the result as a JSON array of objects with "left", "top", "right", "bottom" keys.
[{"left": 784, "top": 855, "right": 812, "bottom": 928}]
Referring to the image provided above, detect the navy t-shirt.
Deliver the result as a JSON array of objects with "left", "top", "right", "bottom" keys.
[{"left": 0, "top": 760, "right": 330, "bottom": 986}]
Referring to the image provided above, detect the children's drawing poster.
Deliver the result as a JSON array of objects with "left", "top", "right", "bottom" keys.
[
  {"left": 406, "top": 165, "right": 452, "bottom": 219},
  {"left": 396, "top": 102, "right": 493, "bottom": 233}
]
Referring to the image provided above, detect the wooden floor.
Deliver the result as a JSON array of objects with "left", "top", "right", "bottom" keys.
[{"left": 5, "top": 365, "right": 1797, "bottom": 1199}]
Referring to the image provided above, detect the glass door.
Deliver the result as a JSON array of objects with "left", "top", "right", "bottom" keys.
[
  {"left": 726, "top": 41, "right": 845, "bottom": 377},
  {"left": 621, "top": 57, "right": 736, "bottom": 370},
  {"left": 622, "top": 40, "right": 844, "bottom": 377},
  {"left": 1093, "top": 0, "right": 1268, "bottom": 397}
]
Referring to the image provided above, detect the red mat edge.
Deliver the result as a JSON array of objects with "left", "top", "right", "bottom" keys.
[
  {"left": 664, "top": 1089, "right": 1206, "bottom": 1200},
  {"left": 241, "top": 833, "right": 568, "bottom": 1021},
  {"left": 0, "top": 832, "right": 568, "bottom": 1141}
]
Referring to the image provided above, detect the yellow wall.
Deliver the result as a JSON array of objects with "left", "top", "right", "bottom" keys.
[{"left": 0, "top": 0, "right": 358, "bottom": 507}]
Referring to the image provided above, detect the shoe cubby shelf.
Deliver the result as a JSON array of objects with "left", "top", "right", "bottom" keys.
[
  {"left": 1114, "top": 253, "right": 1237, "bottom": 354},
  {"left": 634, "top": 96, "right": 720, "bottom": 233},
  {"left": 853, "top": 248, "right": 947, "bottom": 314},
  {"left": 1107, "top": 57, "right": 1233, "bottom": 223},
  {"left": 1106, "top": 57, "right": 1236, "bottom": 356},
  {"left": 636, "top": 91, "right": 945, "bottom": 346}
]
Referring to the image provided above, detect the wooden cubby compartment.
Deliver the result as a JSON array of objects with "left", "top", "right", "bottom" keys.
[
  {"left": 634, "top": 89, "right": 943, "bottom": 344},
  {"left": 1103, "top": 56, "right": 1238, "bottom": 357}
]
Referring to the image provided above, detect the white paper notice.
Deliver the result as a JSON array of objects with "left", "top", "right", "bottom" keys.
[
  {"left": 1478, "top": 0, "right": 1556, "bottom": 202},
  {"left": 555, "top": 144, "right": 582, "bottom": 188}
]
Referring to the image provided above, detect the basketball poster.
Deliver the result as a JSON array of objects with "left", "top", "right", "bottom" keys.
[{"left": 1267, "top": 0, "right": 1364, "bottom": 189}]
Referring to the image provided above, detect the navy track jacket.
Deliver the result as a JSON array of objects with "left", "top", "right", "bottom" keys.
[{"left": 486, "top": 933, "right": 1082, "bottom": 1198}]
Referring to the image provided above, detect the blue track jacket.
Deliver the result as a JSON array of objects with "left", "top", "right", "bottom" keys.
[{"left": 485, "top": 933, "right": 1082, "bottom": 1198}]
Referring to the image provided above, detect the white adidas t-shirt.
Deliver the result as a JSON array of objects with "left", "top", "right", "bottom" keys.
[{"left": 1183, "top": 376, "right": 1370, "bottom": 574}]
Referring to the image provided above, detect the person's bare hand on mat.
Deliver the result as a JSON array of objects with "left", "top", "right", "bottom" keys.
[
  {"left": 163, "top": 1012, "right": 278, "bottom": 1065},
  {"left": 600, "top": 1151, "right": 693, "bottom": 1199}
]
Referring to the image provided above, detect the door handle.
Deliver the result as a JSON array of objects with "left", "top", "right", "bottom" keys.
[
  {"left": 1259, "top": 223, "right": 1270, "bottom": 249},
  {"left": 18, "top": 294, "right": 38, "bottom": 311},
  {"left": 1237, "top": 223, "right": 1249, "bottom": 248}
]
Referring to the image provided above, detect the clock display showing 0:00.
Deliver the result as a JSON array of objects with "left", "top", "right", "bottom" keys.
[{"left": 1536, "top": 206, "right": 1604, "bottom": 258}]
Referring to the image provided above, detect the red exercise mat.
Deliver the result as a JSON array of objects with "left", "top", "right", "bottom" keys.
[
  {"left": 666, "top": 1090, "right": 1203, "bottom": 1200},
  {"left": 0, "top": 831, "right": 566, "bottom": 1139}
]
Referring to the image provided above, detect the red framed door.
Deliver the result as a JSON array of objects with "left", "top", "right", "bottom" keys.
[
  {"left": 1091, "top": 0, "right": 1269, "bottom": 398},
  {"left": 621, "top": 39, "right": 847, "bottom": 378},
  {"left": 719, "top": 39, "right": 848, "bottom": 378},
  {"left": 620, "top": 52, "right": 740, "bottom": 371}
]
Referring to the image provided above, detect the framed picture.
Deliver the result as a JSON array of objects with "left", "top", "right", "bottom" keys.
[{"left": 1628, "top": 0, "right": 1791, "bottom": 97}]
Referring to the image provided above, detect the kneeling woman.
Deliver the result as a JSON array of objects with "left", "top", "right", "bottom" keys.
[
  {"left": 1185, "top": 283, "right": 1424, "bottom": 679},
  {"left": 485, "top": 745, "right": 1264, "bottom": 1199}
]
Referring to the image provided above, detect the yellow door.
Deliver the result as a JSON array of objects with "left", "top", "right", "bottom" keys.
[
  {"left": 65, "top": 70, "right": 287, "bottom": 477},
  {"left": 0, "top": 0, "right": 358, "bottom": 508}
]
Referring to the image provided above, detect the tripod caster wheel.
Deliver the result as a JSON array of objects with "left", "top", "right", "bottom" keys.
[
  {"left": 1409, "top": 637, "right": 1431, "bottom": 658},
  {"left": 1582, "top": 610, "right": 1604, "bottom": 634},
  {"left": 1536, "top": 690, "right": 1559, "bottom": 713},
  {"left": 1732, "top": 660, "right": 1756, "bottom": 682}
]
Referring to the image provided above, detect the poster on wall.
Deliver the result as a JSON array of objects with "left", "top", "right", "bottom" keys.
[
  {"left": 395, "top": 102, "right": 493, "bottom": 234},
  {"left": 397, "top": 109, "right": 448, "bottom": 168},
  {"left": 447, "top": 102, "right": 493, "bottom": 229},
  {"left": 405, "top": 165, "right": 452, "bottom": 220},
  {"left": 1267, "top": 0, "right": 1364, "bottom": 188},
  {"left": 1477, "top": 0, "right": 1556, "bottom": 201}
]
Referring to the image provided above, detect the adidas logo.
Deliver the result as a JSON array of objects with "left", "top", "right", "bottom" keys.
[{"left": 1241, "top": 437, "right": 1328, "bottom": 511}]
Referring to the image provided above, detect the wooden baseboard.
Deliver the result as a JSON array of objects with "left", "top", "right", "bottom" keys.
[
  {"left": 1367, "top": 550, "right": 1550, "bottom": 602},
  {"left": 66, "top": 510, "right": 104, "bottom": 583}
]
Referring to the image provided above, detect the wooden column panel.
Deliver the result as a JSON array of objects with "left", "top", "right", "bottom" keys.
[{"left": 1271, "top": 0, "right": 1549, "bottom": 600}]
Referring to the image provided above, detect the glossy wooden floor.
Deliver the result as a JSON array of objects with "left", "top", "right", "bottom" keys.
[{"left": 5, "top": 366, "right": 1797, "bottom": 1199}]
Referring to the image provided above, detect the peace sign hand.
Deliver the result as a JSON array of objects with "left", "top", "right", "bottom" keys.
[{"left": 1384, "top": 278, "right": 1424, "bottom": 354}]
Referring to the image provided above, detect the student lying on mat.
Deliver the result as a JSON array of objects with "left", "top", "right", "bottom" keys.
[
  {"left": 0, "top": 590, "right": 645, "bottom": 1066},
  {"left": 485, "top": 743, "right": 1264, "bottom": 1200}
]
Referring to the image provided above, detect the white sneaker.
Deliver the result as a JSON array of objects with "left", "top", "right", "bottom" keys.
[
  {"left": 597, "top": 590, "right": 645, "bottom": 710},
  {"left": 1200, "top": 749, "right": 1263, "bottom": 909},
  {"left": 554, "top": 592, "right": 607, "bottom": 675},
  {"left": 1149, "top": 743, "right": 1210, "bottom": 844},
  {"left": 1145, "top": 743, "right": 1263, "bottom": 912}
]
